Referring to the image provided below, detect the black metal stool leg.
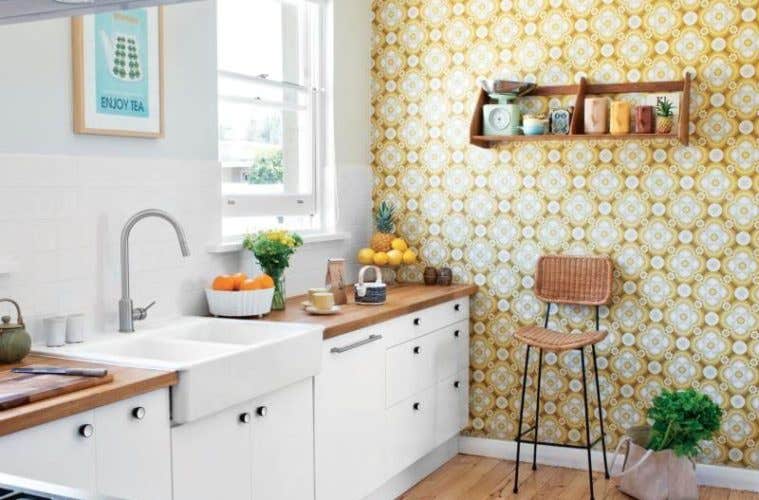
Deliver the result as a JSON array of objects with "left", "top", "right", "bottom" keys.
[
  {"left": 532, "top": 348, "right": 543, "bottom": 470},
  {"left": 513, "top": 345, "right": 531, "bottom": 494},
  {"left": 580, "top": 348, "right": 595, "bottom": 500},
  {"left": 592, "top": 345, "right": 610, "bottom": 479}
]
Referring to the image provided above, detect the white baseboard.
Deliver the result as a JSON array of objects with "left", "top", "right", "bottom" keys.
[
  {"left": 460, "top": 436, "right": 759, "bottom": 493},
  {"left": 366, "top": 437, "right": 459, "bottom": 500}
]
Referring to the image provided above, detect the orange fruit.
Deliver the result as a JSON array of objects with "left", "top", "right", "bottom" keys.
[
  {"left": 231, "top": 272, "right": 247, "bottom": 290},
  {"left": 256, "top": 274, "right": 275, "bottom": 289},
  {"left": 212, "top": 275, "right": 236, "bottom": 291},
  {"left": 239, "top": 278, "right": 260, "bottom": 290}
]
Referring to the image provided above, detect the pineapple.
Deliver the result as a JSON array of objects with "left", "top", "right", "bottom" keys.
[
  {"left": 655, "top": 96, "right": 675, "bottom": 134},
  {"left": 371, "top": 201, "right": 396, "bottom": 252}
]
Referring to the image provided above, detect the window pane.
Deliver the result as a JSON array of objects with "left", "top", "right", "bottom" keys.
[
  {"left": 219, "top": 100, "right": 313, "bottom": 196},
  {"left": 217, "top": 0, "right": 309, "bottom": 86}
]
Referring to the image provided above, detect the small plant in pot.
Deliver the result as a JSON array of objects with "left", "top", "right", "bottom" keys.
[
  {"left": 612, "top": 389, "right": 722, "bottom": 500},
  {"left": 655, "top": 96, "right": 676, "bottom": 134}
]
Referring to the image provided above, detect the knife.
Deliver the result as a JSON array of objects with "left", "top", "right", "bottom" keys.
[{"left": 11, "top": 366, "right": 109, "bottom": 377}]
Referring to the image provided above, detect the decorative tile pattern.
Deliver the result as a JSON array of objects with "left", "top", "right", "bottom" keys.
[{"left": 371, "top": 0, "right": 759, "bottom": 467}]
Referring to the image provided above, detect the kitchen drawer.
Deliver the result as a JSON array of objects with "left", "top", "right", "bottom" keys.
[
  {"left": 386, "top": 331, "right": 437, "bottom": 407},
  {"left": 95, "top": 389, "right": 172, "bottom": 500},
  {"left": 379, "top": 298, "right": 470, "bottom": 347},
  {"left": 0, "top": 411, "right": 96, "bottom": 490},
  {"left": 385, "top": 386, "right": 435, "bottom": 475},
  {"left": 433, "top": 320, "right": 469, "bottom": 383},
  {"left": 434, "top": 370, "right": 469, "bottom": 447}
]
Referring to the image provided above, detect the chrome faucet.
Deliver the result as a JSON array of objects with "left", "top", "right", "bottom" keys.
[{"left": 119, "top": 209, "right": 190, "bottom": 332}]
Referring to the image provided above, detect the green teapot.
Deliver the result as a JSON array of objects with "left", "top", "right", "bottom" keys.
[{"left": 0, "top": 298, "right": 31, "bottom": 364}]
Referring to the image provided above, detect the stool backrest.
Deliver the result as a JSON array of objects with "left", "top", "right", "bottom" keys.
[{"left": 534, "top": 255, "right": 613, "bottom": 306}]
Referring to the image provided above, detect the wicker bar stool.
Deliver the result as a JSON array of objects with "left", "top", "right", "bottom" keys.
[{"left": 512, "top": 255, "right": 613, "bottom": 499}]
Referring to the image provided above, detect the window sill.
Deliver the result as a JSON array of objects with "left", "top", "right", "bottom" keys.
[{"left": 206, "top": 231, "right": 352, "bottom": 254}]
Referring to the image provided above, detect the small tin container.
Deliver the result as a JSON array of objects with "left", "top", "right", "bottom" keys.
[
  {"left": 423, "top": 267, "right": 438, "bottom": 285},
  {"left": 437, "top": 267, "right": 453, "bottom": 286}
]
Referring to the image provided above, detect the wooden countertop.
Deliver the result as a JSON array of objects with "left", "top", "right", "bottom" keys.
[
  {"left": 0, "top": 355, "right": 177, "bottom": 437},
  {"left": 265, "top": 283, "right": 478, "bottom": 339}
]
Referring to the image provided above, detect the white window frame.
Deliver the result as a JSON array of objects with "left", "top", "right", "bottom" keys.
[{"left": 218, "top": 0, "right": 328, "bottom": 234}]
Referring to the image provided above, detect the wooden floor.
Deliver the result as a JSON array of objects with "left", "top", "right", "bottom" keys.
[{"left": 400, "top": 454, "right": 759, "bottom": 499}]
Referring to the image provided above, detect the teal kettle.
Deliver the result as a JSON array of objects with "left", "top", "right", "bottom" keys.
[{"left": 0, "top": 298, "right": 31, "bottom": 364}]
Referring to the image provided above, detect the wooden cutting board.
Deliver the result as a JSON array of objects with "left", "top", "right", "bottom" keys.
[{"left": 0, "top": 366, "right": 114, "bottom": 411}]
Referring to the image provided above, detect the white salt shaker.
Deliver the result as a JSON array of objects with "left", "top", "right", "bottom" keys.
[
  {"left": 66, "top": 314, "right": 85, "bottom": 343},
  {"left": 44, "top": 316, "right": 67, "bottom": 347}
]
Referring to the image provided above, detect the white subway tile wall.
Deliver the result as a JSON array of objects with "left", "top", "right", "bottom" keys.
[{"left": 0, "top": 155, "right": 371, "bottom": 343}]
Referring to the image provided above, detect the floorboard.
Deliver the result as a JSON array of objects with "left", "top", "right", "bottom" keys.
[{"left": 400, "top": 454, "right": 759, "bottom": 499}]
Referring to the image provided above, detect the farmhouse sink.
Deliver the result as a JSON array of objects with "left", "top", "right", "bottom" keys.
[{"left": 34, "top": 317, "right": 323, "bottom": 423}]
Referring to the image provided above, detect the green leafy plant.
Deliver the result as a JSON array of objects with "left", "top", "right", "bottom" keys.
[
  {"left": 646, "top": 389, "right": 722, "bottom": 458},
  {"left": 246, "top": 150, "right": 283, "bottom": 185}
]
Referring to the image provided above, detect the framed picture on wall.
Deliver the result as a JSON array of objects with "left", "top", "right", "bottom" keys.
[{"left": 72, "top": 7, "right": 164, "bottom": 138}]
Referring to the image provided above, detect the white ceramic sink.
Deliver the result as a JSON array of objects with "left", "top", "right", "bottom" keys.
[{"left": 34, "top": 317, "right": 323, "bottom": 423}]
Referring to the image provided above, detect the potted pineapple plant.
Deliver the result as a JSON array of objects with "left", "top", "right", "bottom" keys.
[{"left": 655, "top": 96, "right": 676, "bottom": 134}]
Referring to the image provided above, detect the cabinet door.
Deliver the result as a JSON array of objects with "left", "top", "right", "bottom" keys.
[
  {"left": 434, "top": 370, "right": 469, "bottom": 446},
  {"left": 386, "top": 331, "right": 437, "bottom": 407},
  {"left": 0, "top": 411, "right": 96, "bottom": 490},
  {"left": 433, "top": 320, "right": 470, "bottom": 383},
  {"left": 385, "top": 386, "right": 435, "bottom": 475},
  {"left": 172, "top": 403, "right": 253, "bottom": 500},
  {"left": 95, "top": 389, "right": 172, "bottom": 500},
  {"left": 251, "top": 378, "right": 314, "bottom": 500},
  {"left": 315, "top": 327, "right": 386, "bottom": 500}
]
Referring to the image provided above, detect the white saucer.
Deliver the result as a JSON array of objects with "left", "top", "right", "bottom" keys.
[{"left": 305, "top": 305, "right": 340, "bottom": 315}]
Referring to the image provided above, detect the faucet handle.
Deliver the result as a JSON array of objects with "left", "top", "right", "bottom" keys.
[{"left": 132, "top": 301, "right": 156, "bottom": 321}]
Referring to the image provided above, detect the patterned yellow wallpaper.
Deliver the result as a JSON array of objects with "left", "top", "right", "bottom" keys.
[{"left": 370, "top": 0, "right": 758, "bottom": 467}]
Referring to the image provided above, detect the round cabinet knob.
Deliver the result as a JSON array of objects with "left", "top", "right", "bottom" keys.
[
  {"left": 412, "top": 402, "right": 422, "bottom": 411},
  {"left": 132, "top": 407, "right": 146, "bottom": 420},
  {"left": 256, "top": 406, "right": 268, "bottom": 417},
  {"left": 78, "top": 424, "right": 94, "bottom": 438},
  {"left": 454, "top": 329, "right": 460, "bottom": 338},
  {"left": 413, "top": 317, "right": 421, "bottom": 326},
  {"left": 239, "top": 412, "right": 252, "bottom": 424},
  {"left": 454, "top": 304, "right": 461, "bottom": 312},
  {"left": 454, "top": 381, "right": 460, "bottom": 389},
  {"left": 413, "top": 346, "right": 421, "bottom": 355}
]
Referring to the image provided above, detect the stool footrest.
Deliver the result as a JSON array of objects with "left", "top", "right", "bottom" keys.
[
  {"left": 518, "top": 426, "right": 535, "bottom": 438},
  {"left": 514, "top": 438, "right": 603, "bottom": 450}
]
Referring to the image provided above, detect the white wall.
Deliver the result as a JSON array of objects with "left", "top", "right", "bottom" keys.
[
  {"left": 0, "top": 0, "right": 371, "bottom": 341},
  {"left": 0, "top": 2, "right": 218, "bottom": 160}
]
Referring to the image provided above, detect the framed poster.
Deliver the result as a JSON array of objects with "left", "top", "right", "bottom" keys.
[{"left": 72, "top": 7, "right": 164, "bottom": 138}]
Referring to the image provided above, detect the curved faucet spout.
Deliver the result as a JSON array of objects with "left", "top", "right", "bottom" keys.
[{"left": 119, "top": 209, "right": 190, "bottom": 332}]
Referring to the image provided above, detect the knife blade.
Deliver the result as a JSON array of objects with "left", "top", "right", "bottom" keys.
[{"left": 11, "top": 366, "right": 109, "bottom": 378}]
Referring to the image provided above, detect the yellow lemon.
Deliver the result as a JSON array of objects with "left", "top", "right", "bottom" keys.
[
  {"left": 391, "top": 238, "right": 408, "bottom": 252},
  {"left": 357, "top": 247, "right": 375, "bottom": 265},
  {"left": 402, "top": 249, "right": 417, "bottom": 265},
  {"left": 373, "top": 251, "right": 389, "bottom": 266},
  {"left": 387, "top": 249, "right": 403, "bottom": 266}
]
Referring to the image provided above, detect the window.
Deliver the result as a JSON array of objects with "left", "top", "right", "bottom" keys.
[{"left": 218, "top": 0, "right": 327, "bottom": 236}]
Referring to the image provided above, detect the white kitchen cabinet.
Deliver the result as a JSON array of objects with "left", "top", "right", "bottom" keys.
[
  {"left": 95, "top": 389, "right": 172, "bottom": 499},
  {"left": 0, "top": 411, "right": 96, "bottom": 490},
  {"left": 172, "top": 402, "right": 253, "bottom": 500},
  {"left": 386, "top": 386, "right": 436, "bottom": 473},
  {"left": 0, "top": 388, "right": 172, "bottom": 499},
  {"left": 434, "top": 370, "right": 469, "bottom": 447},
  {"left": 385, "top": 331, "right": 437, "bottom": 407},
  {"left": 251, "top": 378, "right": 314, "bottom": 500},
  {"left": 315, "top": 326, "right": 387, "bottom": 500},
  {"left": 316, "top": 297, "right": 471, "bottom": 500}
]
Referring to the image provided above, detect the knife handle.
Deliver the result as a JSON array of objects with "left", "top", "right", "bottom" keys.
[{"left": 65, "top": 368, "right": 109, "bottom": 377}]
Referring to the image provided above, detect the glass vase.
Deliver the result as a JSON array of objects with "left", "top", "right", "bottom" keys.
[{"left": 270, "top": 274, "right": 286, "bottom": 311}]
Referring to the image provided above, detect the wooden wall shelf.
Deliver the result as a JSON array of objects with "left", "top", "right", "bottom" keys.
[{"left": 469, "top": 75, "right": 691, "bottom": 148}]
